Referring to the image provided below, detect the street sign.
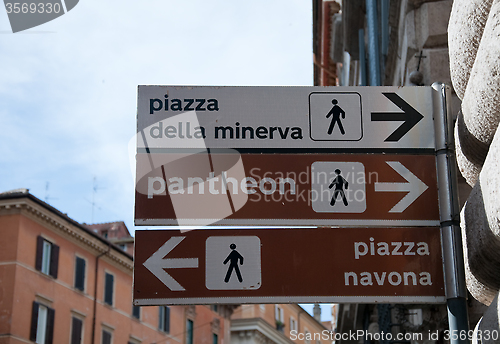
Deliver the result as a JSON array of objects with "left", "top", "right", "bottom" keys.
[
  {"left": 137, "top": 86, "right": 435, "bottom": 151},
  {"left": 133, "top": 228, "right": 446, "bottom": 305},
  {"left": 135, "top": 153, "right": 439, "bottom": 226}
]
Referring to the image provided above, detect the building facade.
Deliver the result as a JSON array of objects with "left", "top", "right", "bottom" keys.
[
  {"left": 230, "top": 304, "right": 332, "bottom": 344},
  {"left": 312, "top": 0, "right": 486, "bottom": 341},
  {"left": 0, "top": 189, "right": 233, "bottom": 344}
]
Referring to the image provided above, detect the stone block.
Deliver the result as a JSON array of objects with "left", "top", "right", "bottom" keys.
[
  {"left": 420, "top": 48, "right": 451, "bottom": 85},
  {"left": 461, "top": 126, "right": 500, "bottom": 305},
  {"left": 448, "top": 0, "right": 493, "bottom": 100},
  {"left": 416, "top": 1, "right": 452, "bottom": 48},
  {"left": 473, "top": 292, "right": 500, "bottom": 344}
]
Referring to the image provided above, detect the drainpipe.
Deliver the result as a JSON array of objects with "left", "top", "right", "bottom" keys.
[
  {"left": 91, "top": 245, "right": 110, "bottom": 344},
  {"left": 365, "top": 0, "right": 381, "bottom": 85},
  {"left": 297, "top": 307, "right": 306, "bottom": 334}
]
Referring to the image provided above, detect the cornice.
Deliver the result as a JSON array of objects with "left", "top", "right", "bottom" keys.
[{"left": 0, "top": 198, "right": 133, "bottom": 271}]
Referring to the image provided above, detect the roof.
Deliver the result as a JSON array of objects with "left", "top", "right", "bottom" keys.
[
  {"left": 84, "top": 221, "right": 132, "bottom": 238},
  {"left": 0, "top": 188, "right": 133, "bottom": 260}
]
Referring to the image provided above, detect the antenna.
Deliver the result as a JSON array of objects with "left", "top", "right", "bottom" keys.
[
  {"left": 91, "top": 176, "right": 105, "bottom": 223},
  {"left": 44, "top": 182, "right": 57, "bottom": 203}
]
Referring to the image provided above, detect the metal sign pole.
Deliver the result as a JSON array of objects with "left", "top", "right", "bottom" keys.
[{"left": 432, "top": 82, "right": 470, "bottom": 344}]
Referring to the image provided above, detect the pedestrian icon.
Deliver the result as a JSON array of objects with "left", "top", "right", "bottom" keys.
[
  {"left": 329, "top": 169, "right": 349, "bottom": 206},
  {"left": 224, "top": 243, "right": 244, "bottom": 283},
  {"left": 309, "top": 92, "right": 362, "bottom": 141},
  {"left": 311, "top": 161, "right": 366, "bottom": 213},
  {"left": 206, "top": 236, "right": 261, "bottom": 290},
  {"left": 326, "top": 99, "right": 346, "bottom": 135}
]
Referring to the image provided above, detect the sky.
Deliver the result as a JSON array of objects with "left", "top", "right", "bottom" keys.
[
  {"left": 0, "top": 0, "right": 335, "bottom": 321},
  {"left": 0, "top": 0, "right": 313, "bottom": 227}
]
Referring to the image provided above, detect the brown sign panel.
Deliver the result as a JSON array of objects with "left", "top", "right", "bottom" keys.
[
  {"left": 135, "top": 153, "right": 439, "bottom": 226},
  {"left": 133, "top": 228, "right": 445, "bottom": 305}
]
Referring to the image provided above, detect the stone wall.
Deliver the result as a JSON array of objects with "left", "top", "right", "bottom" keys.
[{"left": 448, "top": 0, "right": 500, "bottom": 340}]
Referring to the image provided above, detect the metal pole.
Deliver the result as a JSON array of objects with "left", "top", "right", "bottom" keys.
[
  {"left": 365, "top": 0, "right": 381, "bottom": 85},
  {"left": 359, "top": 29, "right": 367, "bottom": 86},
  {"left": 432, "top": 82, "right": 470, "bottom": 344}
]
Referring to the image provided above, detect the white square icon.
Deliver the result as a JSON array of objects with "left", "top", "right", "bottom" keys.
[
  {"left": 311, "top": 162, "right": 367, "bottom": 213},
  {"left": 205, "top": 236, "right": 261, "bottom": 290}
]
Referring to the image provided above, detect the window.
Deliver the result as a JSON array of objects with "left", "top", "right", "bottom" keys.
[
  {"left": 159, "top": 306, "right": 170, "bottom": 333},
  {"left": 275, "top": 305, "right": 284, "bottom": 322},
  {"left": 186, "top": 319, "right": 194, "bottom": 344},
  {"left": 74, "top": 256, "right": 86, "bottom": 292},
  {"left": 35, "top": 236, "right": 59, "bottom": 278},
  {"left": 212, "top": 333, "right": 218, "bottom": 344},
  {"left": 305, "top": 330, "right": 311, "bottom": 344},
  {"left": 132, "top": 305, "right": 141, "bottom": 320},
  {"left": 104, "top": 272, "right": 114, "bottom": 306},
  {"left": 30, "top": 301, "right": 55, "bottom": 344},
  {"left": 102, "top": 329, "right": 112, "bottom": 344},
  {"left": 71, "top": 316, "right": 83, "bottom": 344},
  {"left": 289, "top": 317, "right": 297, "bottom": 332},
  {"left": 275, "top": 305, "right": 284, "bottom": 331}
]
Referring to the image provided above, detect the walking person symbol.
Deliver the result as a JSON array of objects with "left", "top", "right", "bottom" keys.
[
  {"left": 223, "top": 243, "right": 243, "bottom": 283},
  {"left": 326, "top": 99, "right": 346, "bottom": 135},
  {"left": 329, "top": 169, "right": 349, "bottom": 206}
]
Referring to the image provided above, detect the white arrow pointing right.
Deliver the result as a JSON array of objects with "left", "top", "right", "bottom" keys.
[
  {"left": 374, "top": 161, "right": 429, "bottom": 213},
  {"left": 143, "top": 236, "right": 199, "bottom": 291}
]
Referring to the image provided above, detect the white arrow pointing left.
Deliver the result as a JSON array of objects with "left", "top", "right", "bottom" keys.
[
  {"left": 143, "top": 236, "right": 199, "bottom": 291},
  {"left": 374, "top": 161, "right": 429, "bottom": 213}
]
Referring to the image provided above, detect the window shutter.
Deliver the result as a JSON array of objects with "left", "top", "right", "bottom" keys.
[
  {"left": 165, "top": 306, "right": 170, "bottom": 333},
  {"left": 45, "top": 306, "right": 55, "bottom": 344},
  {"left": 186, "top": 319, "right": 193, "bottom": 344},
  {"left": 35, "top": 236, "right": 44, "bottom": 272},
  {"left": 71, "top": 317, "right": 83, "bottom": 344},
  {"left": 75, "top": 257, "right": 85, "bottom": 291},
  {"left": 132, "top": 305, "right": 140, "bottom": 319},
  {"left": 104, "top": 273, "right": 114, "bottom": 305},
  {"left": 49, "top": 244, "right": 59, "bottom": 279},
  {"left": 102, "top": 330, "right": 112, "bottom": 344},
  {"left": 29, "top": 301, "right": 39, "bottom": 341}
]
